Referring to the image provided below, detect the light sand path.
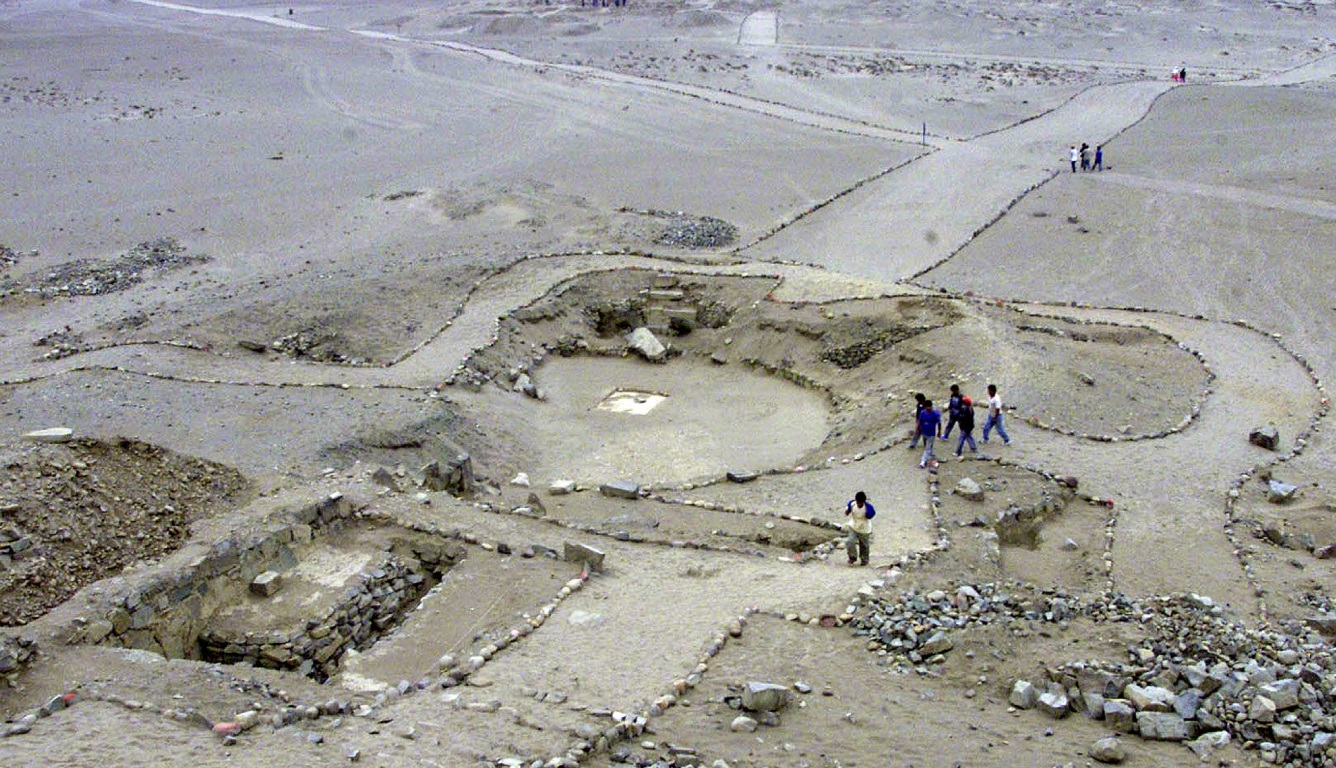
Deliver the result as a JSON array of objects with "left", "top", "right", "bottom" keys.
[
  {"left": 737, "top": 10, "right": 779, "bottom": 46},
  {"left": 745, "top": 80, "right": 1173, "bottom": 280},
  {"left": 1236, "top": 53, "right": 1336, "bottom": 87}
]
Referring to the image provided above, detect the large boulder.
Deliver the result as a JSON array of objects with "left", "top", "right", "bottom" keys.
[
  {"left": 1125, "top": 684, "right": 1175, "bottom": 712},
  {"left": 625, "top": 327, "right": 667, "bottom": 362}
]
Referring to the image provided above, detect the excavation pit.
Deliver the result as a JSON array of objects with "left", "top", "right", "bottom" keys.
[
  {"left": 197, "top": 523, "right": 462, "bottom": 682},
  {"left": 506, "top": 356, "right": 832, "bottom": 484}
]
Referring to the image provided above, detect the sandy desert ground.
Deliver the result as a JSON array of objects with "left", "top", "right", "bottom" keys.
[{"left": 2, "top": 1, "right": 1336, "bottom": 767}]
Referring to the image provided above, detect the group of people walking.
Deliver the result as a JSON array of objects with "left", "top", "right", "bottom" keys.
[
  {"left": 909, "top": 383, "right": 1010, "bottom": 468},
  {"left": 840, "top": 383, "right": 1013, "bottom": 567},
  {"left": 1069, "top": 142, "right": 1103, "bottom": 172}
]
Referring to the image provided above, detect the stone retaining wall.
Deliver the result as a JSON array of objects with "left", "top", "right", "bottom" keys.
[
  {"left": 199, "top": 554, "right": 439, "bottom": 681},
  {"left": 73, "top": 494, "right": 358, "bottom": 660}
]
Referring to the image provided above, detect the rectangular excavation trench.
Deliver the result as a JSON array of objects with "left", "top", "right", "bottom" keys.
[{"left": 80, "top": 494, "right": 467, "bottom": 683}]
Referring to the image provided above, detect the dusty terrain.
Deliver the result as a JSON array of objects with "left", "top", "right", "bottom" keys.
[{"left": 1, "top": 1, "right": 1335, "bottom": 767}]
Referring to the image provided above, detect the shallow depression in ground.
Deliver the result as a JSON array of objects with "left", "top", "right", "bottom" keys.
[{"left": 514, "top": 356, "right": 831, "bottom": 486}]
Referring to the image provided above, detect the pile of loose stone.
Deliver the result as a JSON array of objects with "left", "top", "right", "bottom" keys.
[
  {"left": 13, "top": 237, "right": 206, "bottom": 299},
  {"left": 0, "top": 635, "right": 37, "bottom": 689},
  {"left": 0, "top": 244, "right": 23, "bottom": 269},
  {"left": 855, "top": 584, "right": 1336, "bottom": 766},
  {"left": 652, "top": 213, "right": 737, "bottom": 249}
]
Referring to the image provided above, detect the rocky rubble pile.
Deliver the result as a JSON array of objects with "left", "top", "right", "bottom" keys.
[
  {"left": 856, "top": 585, "right": 1336, "bottom": 766},
  {"left": 0, "top": 244, "right": 24, "bottom": 268},
  {"left": 8, "top": 238, "right": 205, "bottom": 299},
  {"left": 270, "top": 326, "right": 351, "bottom": 363},
  {"left": 0, "top": 438, "right": 247, "bottom": 625},
  {"left": 652, "top": 213, "right": 737, "bottom": 249},
  {"left": 0, "top": 635, "right": 38, "bottom": 687},
  {"left": 851, "top": 581, "right": 1083, "bottom": 671},
  {"left": 32, "top": 325, "right": 90, "bottom": 361}
]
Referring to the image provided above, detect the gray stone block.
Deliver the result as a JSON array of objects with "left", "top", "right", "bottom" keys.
[
  {"left": 1137, "top": 711, "right": 1189, "bottom": 741},
  {"left": 1104, "top": 700, "right": 1136, "bottom": 733},
  {"left": 1009, "top": 680, "right": 1038, "bottom": 709},
  {"left": 563, "top": 542, "right": 606, "bottom": 572},
  {"left": 600, "top": 480, "right": 640, "bottom": 499},
  {"left": 741, "top": 682, "right": 789, "bottom": 713},
  {"left": 251, "top": 571, "right": 283, "bottom": 597}
]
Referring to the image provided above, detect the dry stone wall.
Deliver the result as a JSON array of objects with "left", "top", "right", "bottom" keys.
[
  {"left": 72, "top": 494, "right": 358, "bottom": 660},
  {"left": 199, "top": 554, "right": 440, "bottom": 681}
]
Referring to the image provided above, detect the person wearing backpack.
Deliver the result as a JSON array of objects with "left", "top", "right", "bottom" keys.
[{"left": 843, "top": 491, "right": 875, "bottom": 567}]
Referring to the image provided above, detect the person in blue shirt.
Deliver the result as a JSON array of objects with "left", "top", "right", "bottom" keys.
[
  {"left": 907, "top": 392, "right": 927, "bottom": 449},
  {"left": 917, "top": 400, "right": 942, "bottom": 468}
]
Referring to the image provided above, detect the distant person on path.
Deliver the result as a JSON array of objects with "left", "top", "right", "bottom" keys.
[
  {"left": 843, "top": 491, "right": 875, "bottom": 567},
  {"left": 908, "top": 392, "right": 927, "bottom": 449},
  {"left": 1179, "top": 66, "right": 1187, "bottom": 82},
  {"left": 917, "top": 399, "right": 942, "bottom": 468},
  {"left": 1069, "top": 145, "right": 1079, "bottom": 172},
  {"left": 954, "top": 396, "right": 978, "bottom": 457},
  {"left": 1093, "top": 145, "right": 1104, "bottom": 171},
  {"left": 942, "top": 384, "right": 964, "bottom": 440},
  {"left": 1079, "top": 143, "right": 1090, "bottom": 171},
  {"left": 981, "top": 383, "right": 1011, "bottom": 445}
]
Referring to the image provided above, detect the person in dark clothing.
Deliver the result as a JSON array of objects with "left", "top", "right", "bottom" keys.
[
  {"left": 943, "top": 384, "right": 964, "bottom": 440},
  {"left": 954, "top": 397, "right": 978, "bottom": 457},
  {"left": 1093, "top": 145, "right": 1104, "bottom": 171}
]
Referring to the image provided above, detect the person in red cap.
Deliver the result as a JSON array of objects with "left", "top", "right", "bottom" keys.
[{"left": 954, "top": 396, "right": 978, "bottom": 458}]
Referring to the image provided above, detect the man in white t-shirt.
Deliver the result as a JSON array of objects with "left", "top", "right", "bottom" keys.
[{"left": 981, "top": 383, "right": 1011, "bottom": 445}]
